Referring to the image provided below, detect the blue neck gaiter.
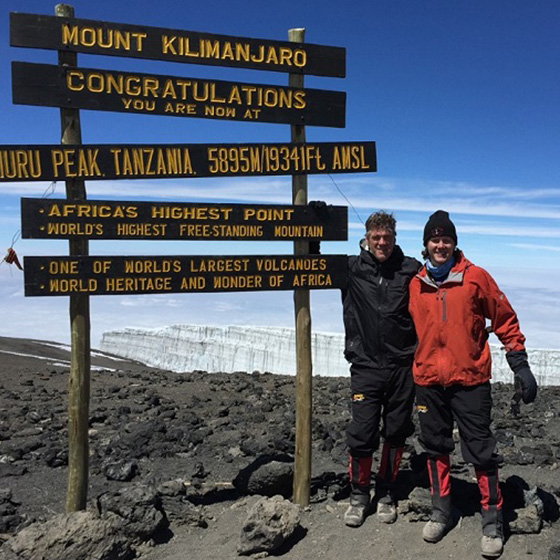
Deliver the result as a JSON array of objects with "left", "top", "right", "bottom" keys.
[{"left": 426, "top": 256, "right": 455, "bottom": 282}]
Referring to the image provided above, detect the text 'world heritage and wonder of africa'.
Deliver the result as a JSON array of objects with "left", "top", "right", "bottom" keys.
[{"left": 24, "top": 255, "right": 348, "bottom": 296}]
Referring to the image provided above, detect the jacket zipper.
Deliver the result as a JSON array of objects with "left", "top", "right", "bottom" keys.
[
  {"left": 377, "top": 276, "right": 385, "bottom": 367},
  {"left": 437, "top": 287, "right": 447, "bottom": 385}
]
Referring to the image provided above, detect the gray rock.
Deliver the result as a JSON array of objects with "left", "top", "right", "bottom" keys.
[
  {"left": 0, "top": 488, "right": 14, "bottom": 502},
  {"left": 549, "top": 544, "right": 560, "bottom": 560},
  {"left": 0, "top": 487, "right": 24, "bottom": 533},
  {"left": 523, "top": 486, "right": 545, "bottom": 515},
  {"left": 233, "top": 454, "right": 294, "bottom": 498},
  {"left": 238, "top": 495, "right": 301, "bottom": 556},
  {"left": 159, "top": 494, "right": 208, "bottom": 528},
  {"left": 103, "top": 460, "right": 139, "bottom": 482},
  {"left": 3, "top": 510, "right": 134, "bottom": 560},
  {"left": 96, "top": 483, "right": 168, "bottom": 541},
  {"left": 0, "top": 543, "right": 20, "bottom": 560},
  {"left": 157, "top": 480, "right": 186, "bottom": 497},
  {"left": 0, "top": 465, "right": 27, "bottom": 478},
  {"left": 509, "top": 504, "right": 543, "bottom": 534},
  {"left": 11, "top": 427, "right": 43, "bottom": 438},
  {"left": 44, "top": 446, "right": 68, "bottom": 468},
  {"left": 398, "top": 486, "right": 433, "bottom": 521}
]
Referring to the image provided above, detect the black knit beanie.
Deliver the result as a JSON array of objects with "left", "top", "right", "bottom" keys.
[{"left": 423, "top": 210, "right": 458, "bottom": 246}]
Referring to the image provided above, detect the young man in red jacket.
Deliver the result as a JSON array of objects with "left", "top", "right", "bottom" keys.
[
  {"left": 342, "top": 211, "right": 421, "bottom": 527},
  {"left": 409, "top": 210, "right": 537, "bottom": 558}
]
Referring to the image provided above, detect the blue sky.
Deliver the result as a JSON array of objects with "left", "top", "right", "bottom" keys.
[{"left": 0, "top": 0, "right": 559, "bottom": 350}]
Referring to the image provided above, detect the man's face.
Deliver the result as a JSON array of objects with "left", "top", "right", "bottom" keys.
[
  {"left": 426, "top": 236, "right": 456, "bottom": 266},
  {"left": 365, "top": 228, "right": 395, "bottom": 262}
]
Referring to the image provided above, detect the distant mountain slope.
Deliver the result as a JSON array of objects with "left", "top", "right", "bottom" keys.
[{"left": 0, "top": 336, "right": 153, "bottom": 373}]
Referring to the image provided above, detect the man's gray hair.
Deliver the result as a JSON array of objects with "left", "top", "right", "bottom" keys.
[{"left": 365, "top": 211, "right": 396, "bottom": 236}]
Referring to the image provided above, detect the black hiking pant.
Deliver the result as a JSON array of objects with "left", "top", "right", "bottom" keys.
[{"left": 346, "top": 364, "right": 415, "bottom": 458}]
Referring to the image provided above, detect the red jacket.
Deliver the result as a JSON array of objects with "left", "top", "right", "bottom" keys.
[{"left": 409, "top": 252, "right": 526, "bottom": 387}]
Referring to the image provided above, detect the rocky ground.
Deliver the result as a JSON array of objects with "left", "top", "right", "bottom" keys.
[{"left": 0, "top": 335, "right": 559, "bottom": 560}]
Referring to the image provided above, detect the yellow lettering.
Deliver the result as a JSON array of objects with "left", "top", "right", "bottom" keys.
[
  {"left": 67, "top": 70, "right": 84, "bottom": 91},
  {"left": 221, "top": 42, "right": 234, "bottom": 60},
  {"left": 0, "top": 149, "right": 42, "bottom": 179},
  {"left": 61, "top": 24, "right": 79, "bottom": 46},
  {"left": 180, "top": 276, "right": 206, "bottom": 290},
  {"left": 49, "top": 260, "right": 78, "bottom": 274},
  {"left": 61, "top": 24, "right": 145, "bottom": 52},
  {"left": 49, "top": 278, "right": 97, "bottom": 293},
  {"left": 162, "top": 80, "right": 177, "bottom": 99},
  {"left": 162, "top": 35, "right": 177, "bottom": 55},
  {"left": 212, "top": 275, "right": 262, "bottom": 290}
]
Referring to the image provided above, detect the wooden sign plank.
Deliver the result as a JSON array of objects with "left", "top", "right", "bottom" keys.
[
  {"left": 23, "top": 254, "right": 348, "bottom": 296},
  {"left": 0, "top": 142, "right": 376, "bottom": 182},
  {"left": 21, "top": 199, "right": 348, "bottom": 241},
  {"left": 10, "top": 12, "right": 346, "bottom": 77},
  {"left": 12, "top": 62, "right": 346, "bottom": 127}
]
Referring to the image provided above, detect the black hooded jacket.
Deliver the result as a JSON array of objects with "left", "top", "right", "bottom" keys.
[{"left": 342, "top": 242, "right": 421, "bottom": 369}]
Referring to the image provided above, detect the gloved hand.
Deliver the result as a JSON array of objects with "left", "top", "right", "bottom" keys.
[
  {"left": 308, "top": 200, "right": 328, "bottom": 218},
  {"left": 506, "top": 350, "right": 538, "bottom": 404},
  {"left": 308, "top": 201, "right": 327, "bottom": 254}
]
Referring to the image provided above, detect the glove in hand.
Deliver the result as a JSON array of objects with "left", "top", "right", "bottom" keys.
[
  {"left": 308, "top": 201, "right": 327, "bottom": 254},
  {"left": 514, "top": 367, "right": 537, "bottom": 404},
  {"left": 506, "top": 350, "right": 537, "bottom": 404},
  {"left": 308, "top": 200, "right": 328, "bottom": 219}
]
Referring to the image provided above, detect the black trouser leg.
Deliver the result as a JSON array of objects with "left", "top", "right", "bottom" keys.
[
  {"left": 347, "top": 365, "right": 415, "bottom": 457},
  {"left": 348, "top": 455, "right": 372, "bottom": 504},
  {"left": 427, "top": 454, "right": 452, "bottom": 523},
  {"left": 376, "top": 442, "right": 404, "bottom": 500},
  {"left": 450, "top": 383, "right": 498, "bottom": 467},
  {"left": 476, "top": 467, "right": 503, "bottom": 538}
]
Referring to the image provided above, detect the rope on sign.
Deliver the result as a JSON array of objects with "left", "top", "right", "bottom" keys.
[{"left": 327, "top": 173, "right": 364, "bottom": 225}]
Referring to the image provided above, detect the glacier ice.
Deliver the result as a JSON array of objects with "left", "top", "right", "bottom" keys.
[{"left": 99, "top": 324, "right": 560, "bottom": 386}]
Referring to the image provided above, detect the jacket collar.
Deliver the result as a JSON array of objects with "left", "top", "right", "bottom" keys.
[{"left": 418, "top": 251, "right": 470, "bottom": 288}]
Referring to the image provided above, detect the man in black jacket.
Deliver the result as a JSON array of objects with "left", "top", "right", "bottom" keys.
[{"left": 342, "top": 210, "right": 421, "bottom": 527}]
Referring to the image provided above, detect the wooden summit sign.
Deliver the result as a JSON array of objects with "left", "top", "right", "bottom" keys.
[
  {"left": 21, "top": 199, "right": 348, "bottom": 241},
  {"left": 24, "top": 254, "right": 348, "bottom": 296},
  {"left": 9, "top": 6, "right": 360, "bottom": 511},
  {"left": 10, "top": 13, "right": 346, "bottom": 77},
  {"left": 12, "top": 62, "right": 346, "bottom": 127},
  {"left": 0, "top": 141, "right": 376, "bottom": 182}
]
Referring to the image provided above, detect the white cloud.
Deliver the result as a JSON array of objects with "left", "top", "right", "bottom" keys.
[
  {"left": 510, "top": 243, "right": 560, "bottom": 253},
  {"left": 348, "top": 218, "right": 560, "bottom": 240}
]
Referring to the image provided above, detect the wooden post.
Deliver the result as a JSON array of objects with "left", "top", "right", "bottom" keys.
[
  {"left": 55, "top": 3, "right": 91, "bottom": 512},
  {"left": 289, "top": 28, "right": 312, "bottom": 506}
]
